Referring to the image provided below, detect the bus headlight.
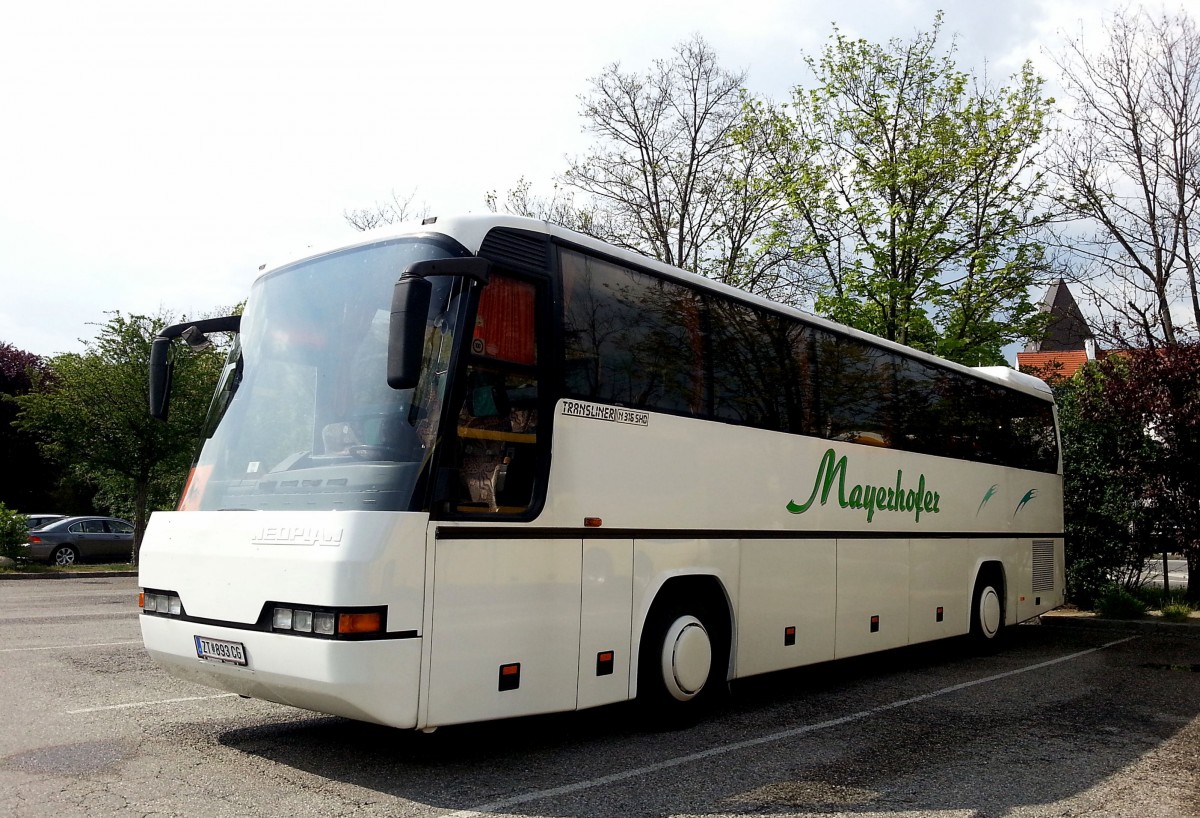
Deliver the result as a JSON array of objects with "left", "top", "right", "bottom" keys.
[
  {"left": 269, "top": 604, "right": 384, "bottom": 638},
  {"left": 141, "top": 590, "right": 183, "bottom": 616},
  {"left": 313, "top": 612, "right": 335, "bottom": 635}
]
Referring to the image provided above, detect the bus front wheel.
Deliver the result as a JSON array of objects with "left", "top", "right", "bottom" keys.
[
  {"left": 638, "top": 598, "right": 726, "bottom": 722},
  {"left": 658, "top": 614, "right": 712, "bottom": 702}
]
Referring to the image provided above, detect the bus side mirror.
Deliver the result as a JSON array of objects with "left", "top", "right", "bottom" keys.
[
  {"left": 149, "top": 337, "right": 174, "bottom": 421},
  {"left": 387, "top": 256, "right": 489, "bottom": 390},
  {"left": 147, "top": 315, "right": 241, "bottom": 422},
  {"left": 387, "top": 275, "right": 433, "bottom": 390}
]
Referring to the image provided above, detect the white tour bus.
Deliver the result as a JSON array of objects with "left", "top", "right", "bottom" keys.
[{"left": 140, "top": 214, "right": 1064, "bottom": 730}]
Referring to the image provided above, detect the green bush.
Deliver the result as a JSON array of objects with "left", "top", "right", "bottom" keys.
[
  {"left": 1095, "top": 585, "right": 1149, "bottom": 619},
  {"left": 1160, "top": 602, "right": 1194, "bottom": 623},
  {"left": 0, "top": 504, "right": 30, "bottom": 562}
]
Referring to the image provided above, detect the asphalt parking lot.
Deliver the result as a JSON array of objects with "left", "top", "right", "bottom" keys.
[{"left": 1, "top": 575, "right": 1198, "bottom": 818}]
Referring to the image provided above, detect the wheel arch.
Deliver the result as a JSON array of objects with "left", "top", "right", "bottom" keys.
[
  {"left": 631, "top": 573, "right": 734, "bottom": 699},
  {"left": 971, "top": 559, "right": 1008, "bottom": 620}
]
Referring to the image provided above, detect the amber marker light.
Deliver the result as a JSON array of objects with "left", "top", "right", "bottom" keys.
[
  {"left": 498, "top": 661, "right": 521, "bottom": 690},
  {"left": 338, "top": 611, "right": 382, "bottom": 634},
  {"left": 584, "top": 517, "right": 603, "bottom": 528},
  {"left": 138, "top": 592, "right": 145, "bottom": 609}
]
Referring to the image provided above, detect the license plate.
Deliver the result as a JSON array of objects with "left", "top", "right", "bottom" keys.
[{"left": 194, "top": 635, "right": 247, "bottom": 666}]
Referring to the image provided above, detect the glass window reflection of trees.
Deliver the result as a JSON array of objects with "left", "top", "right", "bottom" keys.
[{"left": 560, "top": 248, "right": 1058, "bottom": 474}]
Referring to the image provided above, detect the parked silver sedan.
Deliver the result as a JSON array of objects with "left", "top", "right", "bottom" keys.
[{"left": 25, "top": 516, "right": 134, "bottom": 565}]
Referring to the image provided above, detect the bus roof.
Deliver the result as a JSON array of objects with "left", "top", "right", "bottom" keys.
[{"left": 257, "top": 214, "right": 1054, "bottom": 402}]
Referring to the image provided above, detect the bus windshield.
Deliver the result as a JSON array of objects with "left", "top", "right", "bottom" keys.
[{"left": 180, "top": 237, "right": 472, "bottom": 512}]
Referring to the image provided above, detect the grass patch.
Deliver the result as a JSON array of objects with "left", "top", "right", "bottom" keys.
[
  {"left": 0, "top": 561, "right": 134, "bottom": 575},
  {"left": 1131, "top": 584, "right": 1191, "bottom": 610},
  {"left": 1160, "top": 602, "right": 1195, "bottom": 623}
]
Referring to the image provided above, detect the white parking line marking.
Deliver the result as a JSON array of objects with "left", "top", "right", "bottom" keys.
[
  {"left": 440, "top": 636, "right": 1138, "bottom": 818},
  {"left": 0, "top": 640, "right": 142, "bottom": 653},
  {"left": 68, "top": 693, "right": 239, "bottom": 713}
]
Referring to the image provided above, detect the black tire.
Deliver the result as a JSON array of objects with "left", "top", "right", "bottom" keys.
[
  {"left": 49, "top": 544, "right": 79, "bottom": 567},
  {"left": 970, "top": 572, "right": 1005, "bottom": 649},
  {"left": 637, "top": 595, "right": 728, "bottom": 724}
]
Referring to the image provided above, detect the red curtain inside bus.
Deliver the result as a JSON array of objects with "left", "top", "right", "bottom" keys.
[{"left": 473, "top": 275, "right": 536, "bottom": 365}]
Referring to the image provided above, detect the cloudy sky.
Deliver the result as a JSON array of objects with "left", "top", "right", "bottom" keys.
[{"left": 1, "top": 0, "right": 1122, "bottom": 358}]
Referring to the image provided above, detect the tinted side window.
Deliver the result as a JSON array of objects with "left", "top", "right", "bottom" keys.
[
  {"left": 814, "top": 331, "right": 893, "bottom": 447},
  {"left": 562, "top": 249, "right": 703, "bottom": 415},
  {"left": 885, "top": 355, "right": 944, "bottom": 457},
  {"left": 557, "top": 247, "right": 1058, "bottom": 473},
  {"left": 1005, "top": 391, "right": 1059, "bottom": 472},
  {"left": 707, "top": 298, "right": 816, "bottom": 434}
]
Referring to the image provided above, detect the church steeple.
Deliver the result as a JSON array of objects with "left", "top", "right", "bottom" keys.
[{"left": 1025, "top": 279, "right": 1094, "bottom": 353}]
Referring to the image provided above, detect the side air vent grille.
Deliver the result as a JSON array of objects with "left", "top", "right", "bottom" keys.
[
  {"left": 1031, "top": 539, "right": 1055, "bottom": 592},
  {"left": 478, "top": 228, "right": 551, "bottom": 273}
]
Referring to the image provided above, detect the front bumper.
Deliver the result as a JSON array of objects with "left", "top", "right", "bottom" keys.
[{"left": 140, "top": 614, "right": 423, "bottom": 728}]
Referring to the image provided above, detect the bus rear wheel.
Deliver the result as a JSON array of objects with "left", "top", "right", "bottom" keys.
[{"left": 970, "top": 574, "right": 1005, "bottom": 648}]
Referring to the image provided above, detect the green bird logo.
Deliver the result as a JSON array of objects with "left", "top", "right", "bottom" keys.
[
  {"left": 977, "top": 484, "right": 998, "bottom": 515},
  {"left": 1014, "top": 489, "right": 1038, "bottom": 516}
]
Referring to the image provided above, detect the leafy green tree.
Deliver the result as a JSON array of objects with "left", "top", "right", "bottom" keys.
[
  {"left": 14, "top": 312, "right": 225, "bottom": 562},
  {"left": 753, "top": 15, "right": 1056, "bottom": 363}
]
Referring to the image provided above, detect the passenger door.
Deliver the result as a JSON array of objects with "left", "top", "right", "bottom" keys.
[{"left": 446, "top": 271, "right": 545, "bottom": 518}]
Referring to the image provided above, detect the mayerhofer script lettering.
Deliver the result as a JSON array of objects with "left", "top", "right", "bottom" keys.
[{"left": 787, "top": 448, "right": 942, "bottom": 523}]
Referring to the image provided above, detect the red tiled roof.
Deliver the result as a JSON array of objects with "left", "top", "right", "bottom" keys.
[{"left": 1016, "top": 350, "right": 1090, "bottom": 381}]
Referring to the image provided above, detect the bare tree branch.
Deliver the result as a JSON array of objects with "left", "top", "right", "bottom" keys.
[
  {"left": 1049, "top": 7, "right": 1200, "bottom": 346},
  {"left": 343, "top": 189, "right": 429, "bottom": 232}
]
